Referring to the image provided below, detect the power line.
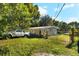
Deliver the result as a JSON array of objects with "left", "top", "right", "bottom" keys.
[
  {"left": 54, "top": 3, "right": 66, "bottom": 20},
  {"left": 54, "top": 3, "right": 60, "bottom": 17}
]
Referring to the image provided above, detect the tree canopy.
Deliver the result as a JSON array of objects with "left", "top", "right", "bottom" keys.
[{"left": 0, "top": 3, "right": 40, "bottom": 32}]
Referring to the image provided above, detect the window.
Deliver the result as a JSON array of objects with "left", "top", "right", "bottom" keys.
[{"left": 16, "top": 30, "right": 22, "bottom": 32}]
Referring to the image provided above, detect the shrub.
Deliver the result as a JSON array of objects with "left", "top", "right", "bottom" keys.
[{"left": 0, "top": 46, "right": 10, "bottom": 56}]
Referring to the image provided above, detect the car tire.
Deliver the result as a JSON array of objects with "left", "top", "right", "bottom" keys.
[
  {"left": 6, "top": 34, "right": 12, "bottom": 39},
  {"left": 24, "top": 35, "right": 29, "bottom": 38}
]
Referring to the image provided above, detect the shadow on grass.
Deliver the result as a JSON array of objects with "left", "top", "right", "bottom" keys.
[{"left": 66, "top": 42, "right": 74, "bottom": 48}]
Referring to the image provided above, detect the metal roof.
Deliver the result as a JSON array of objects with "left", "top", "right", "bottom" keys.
[{"left": 29, "top": 26, "right": 59, "bottom": 29}]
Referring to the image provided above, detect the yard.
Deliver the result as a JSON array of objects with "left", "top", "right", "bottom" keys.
[{"left": 0, "top": 34, "right": 79, "bottom": 56}]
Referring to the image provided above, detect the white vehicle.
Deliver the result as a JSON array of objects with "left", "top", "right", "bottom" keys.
[{"left": 6, "top": 30, "right": 30, "bottom": 38}]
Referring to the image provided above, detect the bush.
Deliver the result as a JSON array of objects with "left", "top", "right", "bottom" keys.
[
  {"left": 0, "top": 46, "right": 10, "bottom": 56},
  {"left": 0, "top": 31, "right": 7, "bottom": 39},
  {"left": 0, "top": 35, "right": 78, "bottom": 56}
]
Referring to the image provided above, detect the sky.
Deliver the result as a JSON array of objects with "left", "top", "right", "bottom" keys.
[{"left": 34, "top": 3, "right": 79, "bottom": 23}]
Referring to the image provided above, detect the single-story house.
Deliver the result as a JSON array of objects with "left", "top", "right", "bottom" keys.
[{"left": 29, "top": 26, "right": 59, "bottom": 36}]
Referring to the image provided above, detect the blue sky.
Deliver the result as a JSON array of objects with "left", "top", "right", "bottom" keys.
[{"left": 34, "top": 3, "right": 79, "bottom": 23}]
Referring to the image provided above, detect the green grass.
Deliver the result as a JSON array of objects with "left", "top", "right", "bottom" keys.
[{"left": 0, "top": 35, "right": 79, "bottom": 56}]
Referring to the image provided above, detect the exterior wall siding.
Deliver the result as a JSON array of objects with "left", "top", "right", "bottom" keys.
[{"left": 29, "top": 27, "right": 58, "bottom": 36}]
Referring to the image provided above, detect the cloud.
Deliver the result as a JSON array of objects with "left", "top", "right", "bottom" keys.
[
  {"left": 38, "top": 6, "right": 47, "bottom": 16},
  {"left": 43, "top": 6, "right": 48, "bottom": 10},
  {"left": 65, "top": 17, "right": 79, "bottom": 23},
  {"left": 54, "top": 4, "right": 76, "bottom": 12},
  {"left": 63, "top": 4, "right": 75, "bottom": 9},
  {"left": 54, "top": 8, "right": 60, "bottom": 12},
  {"left": 52, "top": 16, "right": 79, "bottom": 23}
]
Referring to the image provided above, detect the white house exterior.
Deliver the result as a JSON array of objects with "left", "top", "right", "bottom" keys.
[{"left": 29, "top": 26, "right": 59, "bottom": 36}]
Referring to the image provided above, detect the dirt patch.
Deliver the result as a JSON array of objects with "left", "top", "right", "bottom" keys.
[{"left": 32, "top": 52, "right": 54, "bottom": 56}]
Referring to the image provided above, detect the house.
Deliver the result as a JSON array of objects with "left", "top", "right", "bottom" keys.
[{"left": 29, "top": 26, "right": 59, "bottom": 36}]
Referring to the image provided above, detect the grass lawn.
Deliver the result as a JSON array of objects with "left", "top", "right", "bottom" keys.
[{"left": 0, "top": 34, "right": 79, "bottom": 56}]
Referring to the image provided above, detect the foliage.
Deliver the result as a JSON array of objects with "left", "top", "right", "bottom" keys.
[
  {"left": 0, "top": 35, "right": 79, "bottom": 56},
  {"left": 39, "top": 15, "right": 53, "bottom": 26},
  {"left": 58, "top": 21, "right": 70, "bottom": 33},
  {"left": 0, "top": 3, "right": 40, "bottom": 36}
]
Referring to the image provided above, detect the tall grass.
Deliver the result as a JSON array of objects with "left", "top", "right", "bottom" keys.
[{"left": 0, "top": 35, "right": 79, "bottom": 56}]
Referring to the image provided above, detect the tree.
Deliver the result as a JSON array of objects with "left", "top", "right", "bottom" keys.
[
  {"left": 30, "top": 4, "right": 40, "bottom": 27},
  {"left": 39, "top": 15, "right": 53, "bottom": 26},
  {"left": 0, "top": 3, "right": 40, "bottom": 37},
  {"left": 52, "top": 19, "right": 59, "bottom": 26},
  {"left": 24, "top": 3, "right": 40, "bottom": 27},
  {"left": 58, "top": 21, "right": 70, "bottom": 33}
]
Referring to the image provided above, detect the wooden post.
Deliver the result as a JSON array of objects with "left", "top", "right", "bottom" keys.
[
  {"left": 70, "top": 27, "right": 74, "bottom": 43},
  {"left": 39, "top": 30, "right": 42, "bottom": 37},
  {"left": 77, "top": 28, "right": 79, "bottom": 53},
  {"left": 45, "top": 31, "right": 48, "bottom": 39},
  {"left": 77, "top": 40, "right": 79, "bottom": 53},
  {"left": 66, "top": 27, "right": 75, "bottom": 48}
]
